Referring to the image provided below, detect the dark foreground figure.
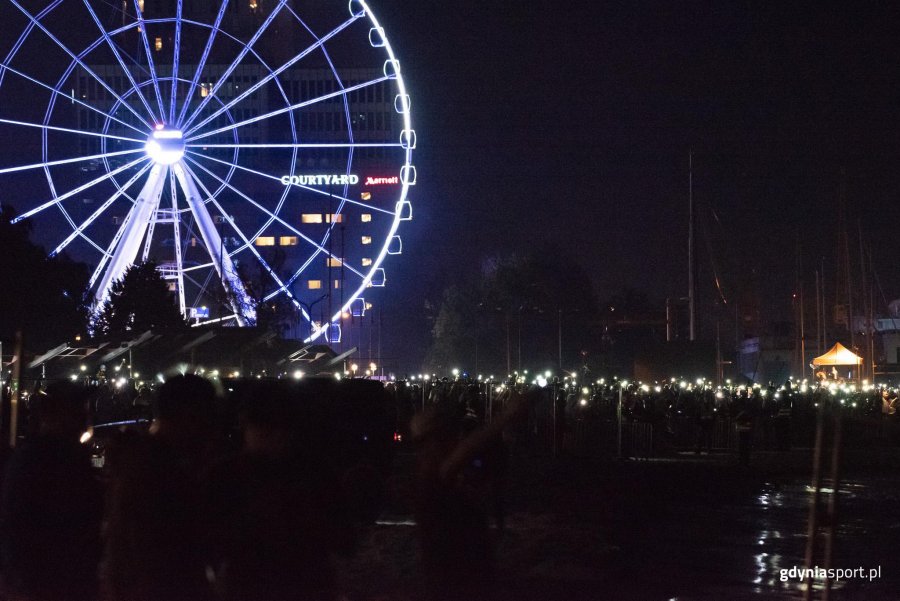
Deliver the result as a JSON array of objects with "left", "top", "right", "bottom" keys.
[
  {"left": 412, "top": 390, "right": 526, "bottom": 601},
  {"left": 0, "top": 382, "right": 103, "bottom": 601}
]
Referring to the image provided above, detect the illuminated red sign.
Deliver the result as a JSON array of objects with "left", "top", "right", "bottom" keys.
[{"left": 365, "top": 176, "right": 400, "bottom": 186}]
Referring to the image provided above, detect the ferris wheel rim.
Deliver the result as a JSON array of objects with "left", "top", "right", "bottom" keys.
[{"left": 0, "top": 0, "right": 415, "bottom": 342}]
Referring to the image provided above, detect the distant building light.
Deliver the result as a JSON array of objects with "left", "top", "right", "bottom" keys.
[
  {"left": 361, "top": 258, "right": 372, "bottom": 267},
  {"left": 307, "top": 280, "right": 322, "bottom": 290},
  {"left": 154, "top": 37, "right": 163, "bottom": 52},
  {"left": 361, "top": 236, "right": 372, "bottom": 245},
  {"left": 254, "top": 236, "right": 275, "bottom": 247},
  {"left": 279, "top": 236, "right": 298, "bottom": 246},
  {"left": 361, "top": 213, "right": 372, "bottom": 223},
  {"left": 302, "top": 213, "right": 323, "bottom": 224}
]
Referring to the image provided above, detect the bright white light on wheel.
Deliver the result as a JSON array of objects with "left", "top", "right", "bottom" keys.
[{"left": 145, "top": 127, "right": 185, "bottom": 165}]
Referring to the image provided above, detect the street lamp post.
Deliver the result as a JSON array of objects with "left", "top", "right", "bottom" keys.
[{"left": 295, "top": 292, "right": 328, "bottom": 341}]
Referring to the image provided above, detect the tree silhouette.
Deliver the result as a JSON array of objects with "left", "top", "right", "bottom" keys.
[
  {"left": 92, "top": 261, "right": 185, "bottom": 337},
  {"left": 0, "top": 204, "right": 89, "bottom": 350}
]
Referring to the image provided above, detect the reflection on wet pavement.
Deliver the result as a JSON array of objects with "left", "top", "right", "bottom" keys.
[{"left": 649, "top": 475, "right": 900, "bottom": 600}]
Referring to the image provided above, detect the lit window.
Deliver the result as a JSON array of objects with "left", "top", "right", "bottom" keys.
[
  {"left": 326, "top": 258, "right": 343, "bottom": 268},
  {"left": 249, "top": 0, "right": 258, "bottom": 9},
  {"left": 279, "top": 236, "right": 298, "bottom": 246},
  {"left": 308, "top": 280, "right": 322, "bottom": 290},
  {"left": 361, "top": 191, "right": 372, "bottom": 201},
  {"left": 255, "top": 236, "right": 275, "bottom": 247},
  {"left": 154, "top": 37, "right": 163, "bottom": 52},
  {"left": 138, "top": 0, "right": 144, "bottom": 11},
  {"left": 334, "top": 280, "right": 341, "bottom": 289},
  {"left": 361, "top": 214, "right": 372, "bottom": 223},
  {"left": 200, "top": 84, "right": 209, "bottom": 98},
  {"left": 302, "top": 213, "right": 323, "bottom": 224},
  {"left": 361, "top": 236, "right": 372, "bottom": 245},
  {"left": 325, "top": 213, "right": 344, "bottom": 223},
  {"left": 361, "top": 258, "right": 373, "bottom": 267},
  {"left": 191, "top": 237, "right": 198, "bottom": 247}
]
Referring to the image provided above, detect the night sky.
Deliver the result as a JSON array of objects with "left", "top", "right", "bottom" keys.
[
  {"left": 3, "top": 2, "right": 900, "bottom": 370},
  {"left": 373, "top": 0, "right": 900, "bottom": 368}
]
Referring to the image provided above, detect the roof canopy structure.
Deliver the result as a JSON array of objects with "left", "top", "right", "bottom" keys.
[{"left": 812, "top": 342, "right": 862, "bottom": 367}]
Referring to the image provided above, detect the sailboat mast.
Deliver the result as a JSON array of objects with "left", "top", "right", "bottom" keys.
[{"left": 689, "top": 150, "right": 696, "bottom": 341}]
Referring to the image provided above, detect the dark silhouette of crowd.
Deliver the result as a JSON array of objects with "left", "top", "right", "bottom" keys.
[{"left": 0, "top": 374, "right": 529, "bottom": 601}]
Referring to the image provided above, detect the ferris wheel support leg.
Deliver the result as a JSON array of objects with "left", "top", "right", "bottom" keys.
[
  {"left": 93, "top": 164, "right": 168, "bottom": 313},
  {"left": 172, "top": 161, "right": 257, "bottom": 327}
]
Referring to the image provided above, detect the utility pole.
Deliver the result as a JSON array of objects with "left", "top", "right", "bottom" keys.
[
  {"left": 688, "top": 150, "right": 696, "bottom": 341},
  {"left": 556, "top": 309, "right": 562, "bottom": 371}
]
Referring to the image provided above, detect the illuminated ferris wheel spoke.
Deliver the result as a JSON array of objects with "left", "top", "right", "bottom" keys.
[
  {"left": 186, "top": 151, "right": 394, "bottom": 217},
  {"left": 8, "top": 0, "right": 152, "bottom": 129},
  {"left": 0, "top": 148, "right": 142, "bottom": 176},
  {"left": 171, "top": 161, "right": 256, "bottom": 325},
  {"left": 168, "top": 170, "right": 187, "bottom": 316},
  {"left": 0, "top": 63, "right": 148, "bottom": 137},
  {"left": 182, "top": 162, "right": 304, "bottom": 307},
  {"left": 11, "top": 155, "right": 147, "bottom": 224},
  {"left": 185, "top": 142, "right": 401, "bottom": 149},
  {"left": 0, "top": 118, "right": 144, "bottom": 143},
  {"left": 50, "top": 161, "right": 154, "bottom": 257},
  {"left": 168, "top": 0, "right": 184, "bottom": 124},
  {"left": 186, "top": 75, "right": 391, "bottom": 142},
  {"left": 181, "top": 14, "right": 360, "bottom": 138},
  {"left": 132, "top": 0, "right": 167, "bottom": 121},
  {"left": 93, "top": 163, "right": 169, "bottom": 309},
  {"left": 175, "top": 0, "right": 231, "bottom": 126},
  {"left": 0, "top": 1, "right": 59, "bottom": 88},
  {"left": 179, "top": 0, "right": 290, "bottom": 132},
  {"left": 184, "top": 155, "right": 366, "bottom": 279},
  {"left": 80, "top": 0, "right": 160, "bottom": 124}
]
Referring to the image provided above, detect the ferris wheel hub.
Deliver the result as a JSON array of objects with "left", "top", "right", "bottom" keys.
[{"left": 144, "top": 126, "right": 185, "bottom": 165}]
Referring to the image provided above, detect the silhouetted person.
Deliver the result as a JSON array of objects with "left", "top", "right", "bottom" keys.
[
  {"left": 101, "top": 374, "right": 220, "bottom": 601},
  {"left": 412, "top": 389, "right": 529, "bottom": 601},
  {"left": 0, "top": 382, "right": 102, "bottom": 601},
  {"left": 205, "top": 383, "right": 341, "bottom": 601}
]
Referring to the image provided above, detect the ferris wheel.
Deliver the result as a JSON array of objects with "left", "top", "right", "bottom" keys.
[{"left": 0, "top": 0, "right": 415, "bottom": 342}]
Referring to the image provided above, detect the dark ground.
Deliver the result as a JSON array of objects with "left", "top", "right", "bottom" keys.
[{"left": 336, "top": 450, "right": 900, "bottom": 600}]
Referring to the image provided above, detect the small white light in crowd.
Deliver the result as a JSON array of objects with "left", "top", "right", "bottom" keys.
[
  {"left": 335, "top": 372, "right": 342, "bottom": 380},
  {"left": 70, "top": 374, "right": 78, "bottom": 382},
  {"left": 452, "top": 368, "right": 459, "bottom": 376},
  {"left": 79, "top": 429, "right": 93, "bottom": 444},
  {"left": 536, "top": 376, "right": 548, "bottom": 388},
  {"left": 654, "top": 386, "right": 662, "bottom": 393},
  {"left": 114, "top": 365, "right": 121, "bottom": 372},
  {"left": 293, "top": 370, "right": 304, "bottom": 380},
  {"left": 424, "top": 374, "right": 431, "bottom": 381},
  {"left": 641, "top": 384, "right": 650, "bottom": 393},
  {"left": 582, "top": 387, "right": 590, "bottom": 395},
  {"left": 579, "top": 399, "right": 588, "bottom": 406},
  {"left": 80, "top": 365, "right": 87, "bottom": 372},
  {"left": 716, "top": 391, "right": 723, "bottom": 399},
  {"left": 545, "top": 370, "right": 552, "bottom": 378},
  {"left": 133, "top": 372, "right": 139, "bottom": 378}
]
